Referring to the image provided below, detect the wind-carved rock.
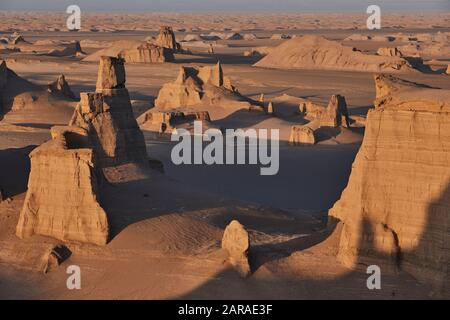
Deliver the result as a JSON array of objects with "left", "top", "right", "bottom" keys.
[
  {"left": 320, "top": 94, "right": 350, "bottom": 128},
  {"left": 155, "top": 62, "right": 252, "bottom": 110},
  {"left": 289, "top": 126, "right": 316, "bottom": 145},
  {"left": 16, "top": 126, "right": 109, "bottom": 245},
  {"left": 0, "top": 60, "right": 7, "bottom": 117},
  {"left": 222, "top": 220, "right": 252, "bottom": 278},
  {"left": 48, "top": 74, "right": 76, "bottom": 100},
  {"left": 155, "top": 26, "right": 180, "bottom": 52},
  {"left": 120, "top": 42, "right": 174, "bottom": 63},
  {"left": 16, "top": 56, "right": 149, "bottom": 246},
  {"left": 138, "top": 110, "right": 212, "bottom": 134},
  {"left": 329, "top": 76, "right": 450, "bottom": 297},
  {"left": 267, "top": 101, "right": 274, "bottom": 115},
  {"left": 70, "top": 56, "right": 148, "bottom": 167},
  {"left": 377, "top": 47, "right": 403, "bottom": 57}
]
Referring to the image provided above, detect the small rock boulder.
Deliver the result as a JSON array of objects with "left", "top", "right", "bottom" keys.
[{"left": 222, "top": 220, "right": 251, "bottom": 277}]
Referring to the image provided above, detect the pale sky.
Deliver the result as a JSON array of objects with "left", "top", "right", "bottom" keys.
[{"left": 0, "top": 0, "right": 449, "bottom": 12}]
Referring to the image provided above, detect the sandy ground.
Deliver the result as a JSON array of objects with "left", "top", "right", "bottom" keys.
[{"left": 1, "top": 14, "right": 449, "bottom": 299}]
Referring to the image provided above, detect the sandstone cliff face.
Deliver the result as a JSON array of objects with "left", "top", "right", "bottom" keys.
[
  {"left": 16, "top": 57, "right": 150, "bottom": 246},
  {"left": 16, "top": 126, "right": 109, "bottom": 246},
  {"left": 329, "top": 77, "right": 450, "bottom": 296}
]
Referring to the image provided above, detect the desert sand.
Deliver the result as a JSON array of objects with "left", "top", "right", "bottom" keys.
[{"left": 0, "top": 10, "right": 450, "bottom": 300}]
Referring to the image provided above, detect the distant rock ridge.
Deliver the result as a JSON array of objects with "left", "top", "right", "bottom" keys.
[
  {"left": 329, "top": 75, "right": 450, "bottom": 297},
  {"left": 254, "top": 35, "right": 419, "bottom": 73}
]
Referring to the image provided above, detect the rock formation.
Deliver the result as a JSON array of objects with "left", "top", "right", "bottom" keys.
[
  {"left": 138, "top": 110, "right": 212, "bottom": 133},
  {"left": 254, "top": 35, "right": 418, "bottom": 73},
  {"left": 83, "top": 40, "right": 174, "bottom": 63},
  {"left": 16, "top": 57, "right": 150, "bottom": 246},
  {"left": 16, "top": 126, "right": 110, "bottom": 245},
  {"left": 155, "top": 26, "right": 181, "bottom": 52},
  {"left": 374, "top": 74, "right": 450, "bottom": 111},
  {"left": 222, "top": 220, "right": 251, "bottom": 277},
  {"left": 0, "top": 60, "right": 75, "bottom": 124},
  {"left": 154, "top": 62, "right": 252, "bottom": 111},
  {"left": 329, "top": 76, "right": 450, "bottom": 297},
  {"left": 446, "top": 64, "right": 450, "bottom": 75},
  {"left": 120, "top": 42, "right": 174, "bottom": 63},
  {"left": 320, "top": 94, "right": 350, "bottom": 128},
  {"left": 377, "top": 47, "right": 403, "bottom": 57},
  {"left": 43, "top": 244, "right": 72, "bottom": 274},
  {"left": 289, "top": 126, "right": 316, "bottom": 145},
  {"left": 70, "top": 56, "right": 148, "bottom": 167},
  {"left": 48, "top": 74, "right": 76, "bottom": 100},
  {"left": 267, "top": 101, "right": 274, "bottom": 115}
]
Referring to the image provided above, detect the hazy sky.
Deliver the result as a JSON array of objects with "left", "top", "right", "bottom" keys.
[{"left": 0, "top": 0, "right": 449, "bottom": 12}]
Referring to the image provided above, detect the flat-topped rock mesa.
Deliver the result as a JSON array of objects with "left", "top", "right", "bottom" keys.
[
  {"left": 154, "top": 62, "right": 253, "bottom": 111},
  {"left": 254, "top": 35, "right": 419, "bottom": 73},
  {"left": 47, "top": 74, "right": 76, "bottom": 100},
  {"left": 138, "top": 110, "right": 214, "bottom": 134},
  {"left": 0, "top": 60, "right": 75, "bottom": 123},
  {"left": 329, "top": 77, "right": 450, "bottom": 296},
  {"left": 16, "top": 126, "right": 109, "bottom": 246},
  {"left": 374, "top": 74, "right": 450, "bottom": 111},
  {"left": 83, "top": 40, "right": 174, "bottom": 63},
  {"left": 70, "top": 56, "right": 148, "bottom": 167}
]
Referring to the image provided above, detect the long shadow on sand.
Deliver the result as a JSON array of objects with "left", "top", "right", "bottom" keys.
[{"left": 0, "top": 146, "right": 35, "bottom": 198}]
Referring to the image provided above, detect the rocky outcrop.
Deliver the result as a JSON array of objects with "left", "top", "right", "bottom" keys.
[
  {"left": 48, "top": 74, "right": 76, "bottom": 100},
  {"left": 120, "top": 43, "right": 174, "bottom": 63},
  {"left": 222, "top": 220, "right": 251, "bottom": 277},
  {"left": 155, "top": 62, "right": 252, "bottom": 111},
  {"left": 289, "top": 126, "right": 316, "bottom": 145},
  {"left": 446, "top": 65, "right": 450, "bottom": 75},
  {"left": 70, "top": 57, "right": 148, "bottom": 167},
  {"left": 16, "top": 57, "right": 150, "bottom": 246},
  {"left": 377, "top": 47, "right": 403, "bottom": 57},
  {"left": 320, "top": 94, "right": 350, "bottom": 128},
  {"left": 16, "top": 126, "right": 109, "bottom": 246},
  {"left": 374, "top": 74, "right": 450, "bottom": 111},
  {"left": 83, "top": 40, "right": 174, "bottom": 63},
  {"left": 155, "top": 26, "right": 180, "bottom": 52},
  {"left": 267, "top": 102, "right": 274, "bottom": 115},
  {"left": 138, "top": 110, "right": 212, "bottom": 133},
  {"left": 329, "top": 77, "right": 450, "bottom": 296}
]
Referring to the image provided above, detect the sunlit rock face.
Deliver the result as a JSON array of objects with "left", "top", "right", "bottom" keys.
[{"left": 329, "top": 76, "right": 450, "bottom": 297}]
